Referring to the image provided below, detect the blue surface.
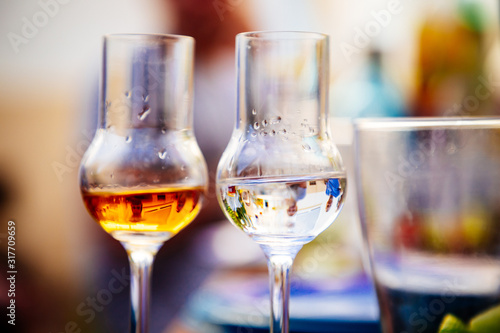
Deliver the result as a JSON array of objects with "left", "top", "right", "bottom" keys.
[{"left": 182, "top": 271, "right": 381, "bottom": 333}]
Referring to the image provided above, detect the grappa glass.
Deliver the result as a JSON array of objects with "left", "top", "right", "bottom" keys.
[
  {"left": 216, "top": 31, "right": 346, "bottom": 333},
  {"left": 79, "top": 34, "right": 208, "bottom": 333}
]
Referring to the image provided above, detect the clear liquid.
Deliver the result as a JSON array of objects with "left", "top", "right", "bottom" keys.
[{"left": 217, "top": 173, "right": 346, "bottom": 246}]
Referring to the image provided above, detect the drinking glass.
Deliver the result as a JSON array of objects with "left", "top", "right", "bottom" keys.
[
  {"left": 79, "top": 34, "right": 208, "bottom": 333},
  {"left": 216, "top": 31, "right": 346, "bottom": 333},
  {"left": 355, "top": 118, "right": 500, "bottom": 333}
]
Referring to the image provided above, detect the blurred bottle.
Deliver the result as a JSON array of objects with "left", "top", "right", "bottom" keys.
[
  {"left": 412, "top": 0, "right": 493, "bottom": 116},
  {"left": 333, "top": 49, "right": 406, "bottom": 118}
]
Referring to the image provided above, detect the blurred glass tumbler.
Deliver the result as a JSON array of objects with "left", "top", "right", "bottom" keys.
[{"left": 355, "top": 118, "right": 500, "bottom": 333}]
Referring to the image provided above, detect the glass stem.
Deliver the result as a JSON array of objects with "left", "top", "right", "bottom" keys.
[
  {"left": 125, "top": 245, "right": 159, "bottom": 333},
  {"left": 261, "top": 245, "right": 302, "bottom": 333}
]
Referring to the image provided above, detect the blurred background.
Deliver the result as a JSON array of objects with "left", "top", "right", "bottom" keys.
[{"left": 1, "top": 0, "right": 500, "bottom": 332}]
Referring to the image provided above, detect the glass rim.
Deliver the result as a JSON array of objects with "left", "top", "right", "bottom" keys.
[
  {"left": 353, "top": 116, "right": 500, "bottom": 131},
  {"left": 103, "top": 33, "right": 194, "bottom": 43},
  {"left": 237, "top": 30, "right": 328, "bottom": 41}
]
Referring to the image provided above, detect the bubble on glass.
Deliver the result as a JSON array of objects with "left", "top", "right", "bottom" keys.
[
  {"left": 125, "top": 136, "right": 132, "bottom": 143},
  {"left": 309, "top": 127, "right": 316, "bottom": 134},
  {"left": 161, "top": 127, "right": 167, "bottom": 134},
  {"left": 279, "top": 129, "right": 287, "bottom": 135},
  {"left": 302, "top": 143, "right": 311, "bottom": 151},
  {"left": 181, "top": 165, "right": 186, "bottom": 171},
  {"left": 153, "top": 177, "right": 160, "bottom": 184},
  {"left": 124, "top": 91, "right": 131, "bottom": 98},
  {"left": 253, "top": 122, "right": 260, "bottom": 130},
  {"left": 270, "top": 130, "right": 276, "bottom": 136},
  {"left": 250, "top": 132, "right": 257, "bottom": 138},
  {"left": 109, "top": 173, "right": 114, "bottom": 179},
  {"left": 143, "top": 94, "right": 149, "bottom": 102},
  {"left": 252, "top": 109, "right": 257, "bottom": 115},
  {"left": 260, "top": 131, "right": 268, "bottom": 137},
  {"left": 270, "top": 116, "right": 281, "bottom": 125},
  {"left": 138, "top": 105, "right": 151, "bottom": 121},
  {"left": 262, "top": 119, "right": 268, "bottom": 127},
  {"left": 158, "top": 149, "right": 167, "bottom": 159}
]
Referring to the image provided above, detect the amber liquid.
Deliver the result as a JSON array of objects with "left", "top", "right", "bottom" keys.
[{"left": 82, "top": 187, "right": 205, "bottom": 239}]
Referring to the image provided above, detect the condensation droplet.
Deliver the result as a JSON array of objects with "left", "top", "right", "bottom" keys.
[
  {"left": 260, "top": 131, "right": 268, "bottom": 137},
  {"left": 302, "top": 144, "right": 311, "bottom": 151},
  {"left": 125, "top": 136, "right": 132, "bottom": 143},
  {"left": 124, "top": 91, "right": 131, "bottom": 98},
  {"left": 161, "top": 127, "right": 167, "bottom": 134},
  {"left": 158, "top": 149, "right": 167, "bottom": 159},
  {"left": 250, "top": 132, "right": 257, "bottom": 138},
  {"left": 253, "top": 122, "right": 260, "bottom": 130},
  {"left": 110, "top": 173, "right": 114, "bottom": 179},
  {"left": 143, "top": 94, "right": 149, "bottom": 102},
  {"left": 138, "top": 105, "right": 151, "bottom": 121},
  {"left": 252, "top": 109, "right": 257, "bottom": 115},
  {"left": 270, "top": 130, "right": 276, "bottom": 136},
  {"left": 309, "top": 127, "right": 315, "bottom": 134},
  {"left": 262, "top": 119, "right": 268, "bottom": 127},
  {"left": 447, "top": 144, "right": 457, "bottom": 154},
  {"left": 181, "top": 165, "right": 186, "bottom": 171},
  {"left": 279, "top": 129, "right": 287, "bottom": 135},
  {"left": 153, "top": 178, "right": 160, "bottom": 183},
  {"left": 270, "top": 116, "right": 281, "bottom": 124}
]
